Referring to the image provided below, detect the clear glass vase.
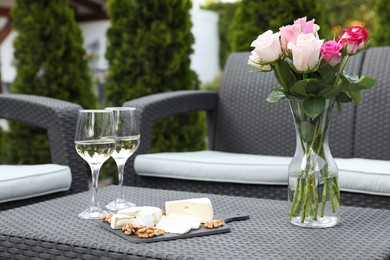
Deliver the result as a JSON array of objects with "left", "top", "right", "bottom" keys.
[{"left": 288, "top": 98, "right": 340, "bottom": 228}]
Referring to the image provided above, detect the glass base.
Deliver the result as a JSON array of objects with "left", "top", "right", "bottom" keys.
[
  {"left": 79, "top": 206, "right": 109, "bottom": 220},
  {"left": 290, "top": 216, "right": 339, "bottom": 228},
  {"left": 105, "top": 198, "right": 136, "bottom": 212}
]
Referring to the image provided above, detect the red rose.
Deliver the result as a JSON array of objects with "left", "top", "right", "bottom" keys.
[{"left": 337, "top": 26, "right": 368, "bottom": 55}]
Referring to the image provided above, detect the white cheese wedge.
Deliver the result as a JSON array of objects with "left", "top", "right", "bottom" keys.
[
  {"left": 167, "top": 212, "right": 201, "bottom": 229},
  {"left": 165, "top": 198, "right": 213, "bottom": 223},
  {"left": 156, "top": 216, "right": 192, "bottom": 234},
  {"left": 110, "top": 214, "right": 136, "bottom": 229},
  {"left": 117, "top": 206, "right": 162, "bottom": 225}
]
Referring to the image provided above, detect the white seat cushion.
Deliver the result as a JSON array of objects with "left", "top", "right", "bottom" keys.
[
  {"left": 135, "top": 151, "right": 390, "bottom": 196},
  {"left": 336, "top": 158, "right": 390, "bottom": 196},
  {"left": 135, "top": 151, "right": 291, "bottom": 185},
  {"left": 0, "top": 164, "right": 72, "bottom": 203}
]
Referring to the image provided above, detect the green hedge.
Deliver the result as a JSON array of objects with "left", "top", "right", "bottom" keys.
[
  {"left": 1, "top": 0, "right": 96, "bottom": 164},
  {"left": 105, "top": 0, "right": 206, "bottom": 153}
]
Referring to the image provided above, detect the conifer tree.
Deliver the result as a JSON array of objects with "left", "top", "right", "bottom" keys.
[
  {"left": 1, "top": 0, "right": 96, "bottom": 164},
  {"left": 230, "top": 0, "right": 327, "bottom": 52},
  {"left": 105, "top": 0, "right": 206, "bottom": 153},
  {"left": 373, "top": 0, "right": 390, "bottom": 46}
]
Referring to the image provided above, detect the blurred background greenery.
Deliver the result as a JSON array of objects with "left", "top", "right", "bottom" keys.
[{"left": 0, "top": 0, "right": 388, "bottom": 183}]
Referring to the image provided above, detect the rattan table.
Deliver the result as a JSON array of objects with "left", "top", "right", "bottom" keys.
[{"left": 1, "top": 185, "right": 390, "bottom": 259}]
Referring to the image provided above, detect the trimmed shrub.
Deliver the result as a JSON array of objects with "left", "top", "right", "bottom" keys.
[
  {"left": 105, "top": 0, "right": 206, "bottom": 153},
  {"left": 230, "top": 0, "right": 328, "bottom": 52},
  {"left": 1, "top": 0, "right": 96, "bottom": 164},
  {"left": 373, "top": 0, "right": 390, "bottom": 46}
]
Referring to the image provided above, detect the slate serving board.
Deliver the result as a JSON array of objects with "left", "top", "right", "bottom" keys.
[{"left": 99, "top": 213, "right": 250, "bottom": 243}]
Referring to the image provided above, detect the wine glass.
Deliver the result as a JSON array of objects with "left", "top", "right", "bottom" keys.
[
  {"left": 105, "top": 107, "right": 140, "bottom": 211},
  {"left": 74, "top": 109, "right": 116, "bottom": 219}
]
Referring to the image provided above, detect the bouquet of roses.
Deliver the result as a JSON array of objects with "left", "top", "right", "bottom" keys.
[
  {"left": 248, "top": 17, "right": 376, "bottom": 225},
  {"left": 248, "top": 17, "right": 376, "bottom": 118}
]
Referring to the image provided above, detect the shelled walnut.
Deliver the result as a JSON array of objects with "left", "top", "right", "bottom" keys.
[
  {"left": 204, "top": 219, "right": 224, "bottom": 229},
  {"left": 122, "top": 223, "right": 165, "bottom": 238},
  {"left": 136, "top": 227, "right": 165, "bottom": 238},
  {"left": 102, "top": 213, "right": 113, "bottom": 223}
]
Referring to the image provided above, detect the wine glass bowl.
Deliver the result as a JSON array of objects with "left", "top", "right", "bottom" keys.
[
  {"left": 74, "top": 109, "right": 116, "bottom": 219},
  {"left": 105, "top": 107, "right": 140, "bottom": 211}
]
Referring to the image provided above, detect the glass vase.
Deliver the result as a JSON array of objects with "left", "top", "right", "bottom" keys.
[{"left": 288, "top": 98, "right": 340, "bottom": 228}]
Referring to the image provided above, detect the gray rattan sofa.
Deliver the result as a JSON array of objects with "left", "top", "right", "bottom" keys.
[
  {"left": 0, "top": 94, "right": 89, "bottom": 210},
  {"left": 123, "top": 46, "right": 390, "bottom": 209}
]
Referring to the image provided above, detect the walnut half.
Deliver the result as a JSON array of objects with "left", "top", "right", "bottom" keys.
[
  {"left": 204, "top": 219, "right": 225, "bottom": 229},
  {"left": 102, "top": 213, "right": 113, "bottom": 223}
]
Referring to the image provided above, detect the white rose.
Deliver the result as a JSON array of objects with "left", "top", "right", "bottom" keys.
[
  {"left": 287, "top": 33, "right": 323, "bottom": 72},
  {"left": 250, "top": 30, "right": 282, "bottom": 63},
  {"left": 248, "top": 50, "right": 272, "bottom": 72}
]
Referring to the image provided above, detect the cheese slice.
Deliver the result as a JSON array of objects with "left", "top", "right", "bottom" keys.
[
  {"left": 167, "top": 212, "right": 201, "bottom": 229},
  {"left": 110, "top": 214, "right": 136, "bottom": 229},
  {"left": 156, "top": 216, "right": 192, "bottom": 234},
  {"left": 117, "top": 206, "right": 162, "bottom": 226},
  {"left": 165, "top": 198, "right": 213, "bottom": 223}
]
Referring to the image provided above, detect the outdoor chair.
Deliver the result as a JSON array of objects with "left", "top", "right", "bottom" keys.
[
  {"left": 0, "top": 94, "right": 89, "bottom": 210},
  {"left": 123, "top": 47, "right": 390, "bottom": 209}
]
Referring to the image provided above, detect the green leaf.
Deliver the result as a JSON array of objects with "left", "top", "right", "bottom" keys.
[
  {"left": 318, "top": 86, "right": 341, "bottom": 98},
  {"left": 336, "top": 92, "right": 352, "bottom": 103},
  {"left": 266, "top": 89, "right": 286, "bottom": 103},
  {"left": 342, "top": 76, "right": 377, "bottom": 91},
  {"left": 303, "top": 97, "right": 326, "bottom": 120},
  {"left": 349, "top": 90, "right": 362, "bottom": 104},
  {"left": 317, "top": 61, "right": 337, "bottom": 84},
  {"left": 354, "top": 76, "right": 376, "bottom": 90},
  {"left": 273, "top": 59, "right": 296, "bottom": 90},
  {"left": 299, "top": 121, "right": 314, "bottom": 142},
  {"left": 291, "top": 80, "right": 308, "bottom": 98},
  {"left": 306, "top": 78, "right": 323, "bottom": 94}
]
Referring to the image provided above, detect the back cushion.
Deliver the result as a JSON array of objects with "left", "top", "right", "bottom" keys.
[
  {"left": 354, "top": 47, "right": 390, "bottom": 160},
  {"left": 213, "top": 52, "right": 363, "bottom": 158}
]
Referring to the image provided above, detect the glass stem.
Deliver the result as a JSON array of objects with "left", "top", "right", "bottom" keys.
[
  {"left": 116, "top": 159, "right": 126, "bottom": 200},
  {"left": 89, "top": 164, "right": 102, "bottom": 207}
]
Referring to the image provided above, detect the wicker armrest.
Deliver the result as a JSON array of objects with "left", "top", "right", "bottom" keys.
[
  {"left": 0, "top": 94, "right": 89, "bottom": 194},
  {"left": 122, "top": 90, "right": 218, "bottom": 186},
  {"left": 123, "top": 90, "right": 218, "bottom": 154}
]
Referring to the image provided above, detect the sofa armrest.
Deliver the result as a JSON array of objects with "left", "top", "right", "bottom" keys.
[
  {"left": 0, "top": 94, "right": 89, "bottom": 194},
  {"left": 123, "top": 90, "right": 218, "bottom": 154}
]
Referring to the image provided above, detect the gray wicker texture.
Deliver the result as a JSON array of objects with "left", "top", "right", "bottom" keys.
[
  {"left": 1, "top": 186, "right": 389, "bottom": 260},
  {"left": 354, "top": 47, "right": 390, "bottom": 159},
  {"left": 0, "top": 94, "right": 89, "bottom": 210}
]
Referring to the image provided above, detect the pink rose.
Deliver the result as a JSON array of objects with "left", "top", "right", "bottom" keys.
[
  {"left": 250, "top": 30, "right": 282, "bottom": 63},
  {"left": 288, "top": 33, "right": 323, "bottom": 72},
  {"left": 279, "top": 17, "right": 320, "bottom": 51},
  {"left": 337, "top": 26, "right": 368, "bottom": 55},
  {"left": 321, "top": 40, "right": 343, "bottom": 66}
]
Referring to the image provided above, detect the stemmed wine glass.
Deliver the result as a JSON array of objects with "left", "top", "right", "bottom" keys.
[
  {"left": 75, "top": 110, "right": 116, "bottom": 219},
  {"left": 105, "top": 107, "right": 140, "bottom": 211}
]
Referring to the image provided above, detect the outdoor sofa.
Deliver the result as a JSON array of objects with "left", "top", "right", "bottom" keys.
[{"left": 123, "top": 46, "right": 390, "bottom": 209}]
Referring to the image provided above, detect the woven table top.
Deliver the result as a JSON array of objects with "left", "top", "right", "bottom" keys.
[{"left": 1, "top": 185, "right": 389, "bottom": 260}]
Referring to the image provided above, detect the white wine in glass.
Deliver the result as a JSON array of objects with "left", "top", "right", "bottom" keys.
[
  {"left": 105, "top": 107, "right": 140, "bottom": 211},
  {"left": 75, "top": 110, "right": 116, "bottom": 219}
]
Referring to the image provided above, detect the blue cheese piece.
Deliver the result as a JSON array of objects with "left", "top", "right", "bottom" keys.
[
  {"left": 156, "top": 216, "right": 192, "bottom": 234},
  {"left": 165, "top": 198, "right": 213, "bottom": 223}
]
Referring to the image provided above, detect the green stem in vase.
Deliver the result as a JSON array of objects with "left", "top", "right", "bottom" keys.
[
  {"left": 329, "top": 179, "right": 336, "bottom": 212},
  {"left": 321, "top": 177, "right": 328, "bottom": 217},
  {"left": 289, "top": 177, "right": 300, "bottom": 221},
  {"left": 312, "top": 175, "right": 319, "bottom": 220},
  {"left": 333, "top": 177, "right": 341, "bottom": 208}
]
